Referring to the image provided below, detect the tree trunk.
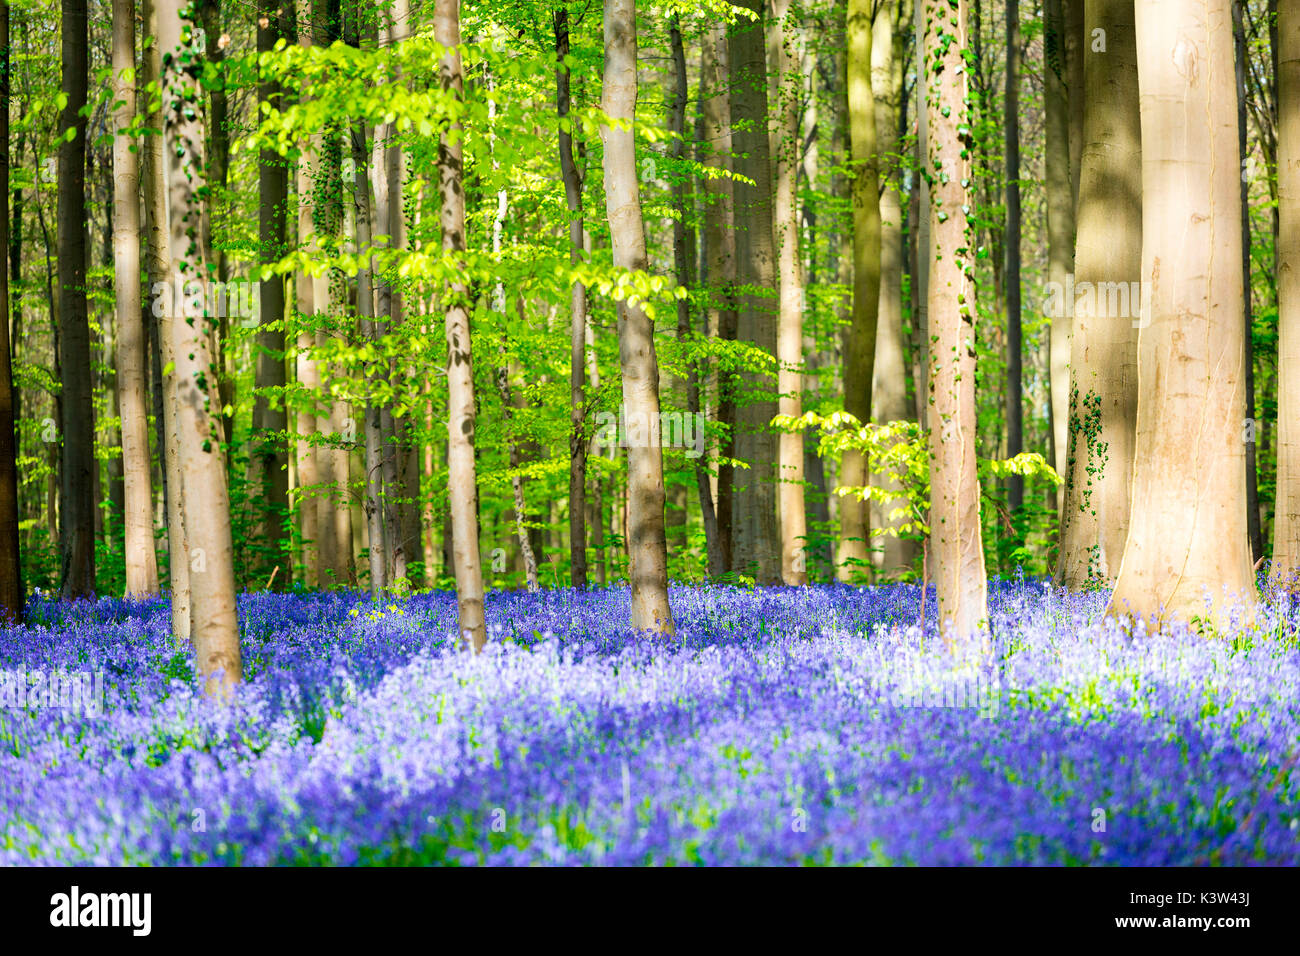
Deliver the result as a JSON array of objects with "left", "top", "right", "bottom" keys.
[
  {"left": 1271, "top": 0, "right": 1300, "bottom": 585},
  {"left": 602, "top": 0, "right": 675, "bottom": 632},
  {"left": 1066, "top": 0, "right": 1084, "bottom": 213},
  {"left": 872, "top": 0, "right": 918, "bottom": 578},
  {"left": 143, "top": 0, "right": 189, "bottom": 641},
  {"left": 923, "top": 0, "right": 987, "bottom": 639},
  {"left": 295, "top": 0, "right": 319, "bottom": 588},
  {"left": 837, "top": 0, "right": 880, "bottom": 582},
  {"left": 495, "top": 342, "right": 540, "bottom": 591},
  {"left": 1044, "top": 0, "right": 1074, "bottom": 493},
  {"left": 1109, "top": 0, "right": 1255, "bottom": 628},
  {"left": 769, "top": 0, "right": 808, "bottom": 585},
  {"left": 437, "top": 0, "right": 486, "bottom": 649},
  {"left": 0, "top": 0, "right": 21, "bottom": 621},
  {"left": 1056, "top": 0, "right": 1141, "bottom": 589},
  {"left": 112, "top": 0, "right": 159, "bottom": 597},
  {"left": 159, "top": 0, "right": 242, "bottom": 689},
  {"left": 58, "top": 0, "right": 95, "bottom": 600},
  {"left": 344, "top": 12, "right": 385, "bottom": 594},
  {"left": 700, "top": 21, "right": 737, "bottom": 578},
  {"left": 1004, "top": 0, "right": 1023, "bottom": 519},
  {"left": 255, "top": 0, "right": 290, "bottom": 588},
  {"left": 1235, "top": 0, "right": 1264, "bottom": 564},
  {"left": 728, "top": 1, "right": 781, "bottom": 583},
  {"left": 911, "top": 0, "right": 930, "bottom": 427},
  {"left": 556, "top": 8, "right": 589, "bottom": 587}
]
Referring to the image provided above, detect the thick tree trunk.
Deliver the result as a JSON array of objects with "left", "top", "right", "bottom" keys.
[
  {"left": 159, "top": 0, "right": 242, "bottom": 690},
  {"left": 1271, "top": 0, "right": 1300, "bottom": 584},
  {"left": 255, "top": 1, "right": 290, "bottom": 588},
  {"left": 727, "top": 1, "right": 781, "bottom": 583},
  {"left": 1065, "top": 0, "right": 1084, "bottom": 213},
  {"left": 602, "top": 0, "right": 675, "bottom": 632},
  {"left": 769, "top": 0, "right": 808, "bottom": 585},
  {"left": 1109, "top": 0, "right": 1255, "bottom": 628},
  {"left": 143, "top": 0, "right": 189, "bottom": 641},
  {"left": 1056, "top": 0, "right": 1141, "bottom": 589},
  {"left": 437, "top": 0, "right": 486, "bottom": 649},
  {"left": 922, "top": 0, "right": 987, "bottom": 639},
  {"left": 700, "top": 21, "right": 737, "bottom": 578},
  {"left": 1044, "top": 0, "right": 1074, "bottom": 492},
  {"left": 0, "top": 0, "right": 21, "bottom": 621},
  {"left": 113, "top": 0, "right": 159, "bottom": 597},
  {"left": 58, "top": 0, "right": 95, "bottom": 600}
]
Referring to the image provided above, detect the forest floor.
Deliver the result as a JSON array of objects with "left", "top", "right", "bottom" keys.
[{"left": 1, "top": 581, "right": 1297, "bottom": 864}]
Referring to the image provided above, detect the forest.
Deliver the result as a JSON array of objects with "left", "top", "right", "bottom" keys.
[{"left": 0, "top": 0, "right": 1297, "bottom": 869}]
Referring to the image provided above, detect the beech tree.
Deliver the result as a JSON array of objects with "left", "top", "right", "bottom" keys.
[
  {"left": 58, "top": 0, "right": 94, "bottom": 600},
  {"left": 1108, "top": 0, "right": 1255, "bottom": 628},
  {"left": 0, "top": 0, "right": 19, "bottom": 621},
  {"left": 728, "top": 1, "right": 780, "bottom": 584},
  {"left": 113, "top": 0, "right": 158, "bottom": 597},
  {"left": 1271, "top": 0, "right": 1300, "bottom": 585},
  {"left": 158, "top": 0, "right": 242, "bottom": 688},
  {"left": 1057, "top": 0, "right": 1142, "bottom": 589},
  {"left": 771, "top": 0, "right": 807, "bottom": 585},
  {"left": 602, "top": 0, "right": 674, "bottom": 633},
  {"left": 923, "top": 0, "right": 986, "bottom": 637},
  {"left": 838, "top": 0, "right": 879, "bottom": 582},
  {"left": 437, "top": 0, "right": 486, "bottom": 649}
]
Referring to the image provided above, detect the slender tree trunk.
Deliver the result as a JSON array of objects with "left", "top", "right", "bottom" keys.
[
  {"left": 437, "top": 0, "right": 486, "bottom": 648},
  {"left": 728, "top": 1, "right": 781, "bottom": 583},
  {"left": 556, "top": 8, "right": 589, "bottom": 587},
  {"left": 1271, "top": 0, "right": 1300, "bottom": 585},
  {"left": 1004, "top": 0, "right": 1023, "bottom": 519},
  {"left": 1109, "top": 0, "right": 1255, "bottom": 628},
  {"left": 872, "top": 0, "right": 917, "bottom": 578},
  {"left": 674, "top": 24, "right": 722, "bottom": 576},
  {"left": 602, "top": 0, "right": 675, "bottom": 632},
  {"left": 295, "top": 0, "right": 319, "bottom": 588},
  {"left": 923, "top": 0, "right": 987, "bottom": 640},
  {"left": 345, "top": 12, "right": 386, "bottom": 594},
  {"left": 58, "top": 0, "right": 95, "bottom": 600},
  {"left": 255, "top": 0, "right": 290, "bottom": 587},
  {"left": 0, "top": 0, "right": 20, "bottom": 620},
  {"left": 700, "top": 21, "right": 737, "bottom": 578},
  {"left": 113, "top": 0, "right": 159, "bottom": 597},
  {"left": 768, "top": 0, "right": 808, "bottom": 585},
  {"left": 1044, "top": 0, "right": 1074, "bottom": 493},
  {"left": 143, "top": 0, "right": 188, "bottom": 640},
  {"left": 159, "top": 0, "right": 242, "bottom": 689},
  {"left": 912, "top": 0, "right": 930, "bottom": 427},
  {"left": 495, "top": 342, "right": 540, "bottom": 591},
  {"left": 1056, "top": 0, "right": 1141, "bottom": 589},
  {"left": 836, "top": 0, "right": 880, "bottom": 582},
  {"left": 1235, "top": 0, "right": 1264, "bottom": 564}
]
